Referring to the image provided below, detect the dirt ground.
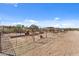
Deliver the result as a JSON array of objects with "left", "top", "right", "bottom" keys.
[{"left": 1, "top": 31, "right": 79, "bottom": 56}]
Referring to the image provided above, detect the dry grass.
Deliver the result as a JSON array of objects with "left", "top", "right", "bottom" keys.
[{"left": 1, "top": 31, "right": 79, "bottom": 56}]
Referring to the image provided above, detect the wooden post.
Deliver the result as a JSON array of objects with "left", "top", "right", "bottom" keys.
[
  {"left": 32, "top": 29, "right": 35, "bottom": 42},
  {"left": 0, "top": 32, "right": 2, "bottom": 52},
  {"left": 46, "top": 30, "right": 47, "bottom": 38},
  {"left": 3, "top": 26, "right": 4, "bottom": 33}
]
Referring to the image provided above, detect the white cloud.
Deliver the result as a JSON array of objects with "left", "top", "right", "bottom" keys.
[
  {"left": 29, "top": 19, "right": 38, "bottom": 23},
  {"left": 13, "top": 3, "right": 18, "bottom": 7},
  {"left": 3, "top": 19, "right": 39, "bottom": 26},
  {"left": 53, "top": 24, "right": 60, "bottom": 28},
  {"left": 0, "top": 17, "right": 1, "bottom": 20},
  {"left": 54, "top": 17, "right": 60, "bottom": 21},
  {"left": 53, "top": 19, "right": 79, "bottom": 28},
  {"left": 0, "top": 17, "right": 2, "bottom": 20},
  {"left": 5, "top": 3, "right": 19, "bottom": 7},
  {"left": 1, "top": 16, "right": 79, "bottom": 28},
  {"left": 24, "top": 19, "right": 39, "bottom": 26},
  {"left": 12, "top": 22, "right": 22, "bottom": 25}
]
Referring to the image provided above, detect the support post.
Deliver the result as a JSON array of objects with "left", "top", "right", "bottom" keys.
[{"left": 0, "top": 32, "right": 2, "bottom": 52}]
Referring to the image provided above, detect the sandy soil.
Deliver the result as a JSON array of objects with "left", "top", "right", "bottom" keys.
[{"left": 1, "top": 31, "right": 79, "bottom": 56}]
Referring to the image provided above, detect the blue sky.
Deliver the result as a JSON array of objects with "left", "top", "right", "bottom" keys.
[{"left": 0, "top": 3, "right": 79, "bottom": 28}]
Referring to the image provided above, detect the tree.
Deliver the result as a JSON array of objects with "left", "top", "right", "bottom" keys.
[
  {"left": 15, "top": 24, "right": 25, "bottom": 33},
  {"left": 22, "top": 25, "right": 24, "bottom": 28},
  {"left": 16, "top": 24, "right": 23, "bottom": 28},
  {"left": 29, "top": 24, "right": 39, "bottom": 42},
  {"left": 29, "top": 24, "right": 39, "bottom": 31}
]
